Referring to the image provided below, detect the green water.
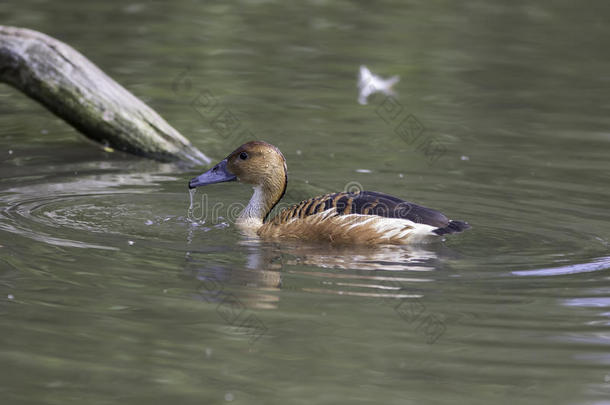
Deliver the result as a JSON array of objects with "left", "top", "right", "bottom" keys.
[{"left": 1, "top": 1, "right": 610, "bottom": 404}]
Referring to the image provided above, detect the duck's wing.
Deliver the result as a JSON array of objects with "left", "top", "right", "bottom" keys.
[{"left": 270, "top": 190, "right": 451, "bottom": 228}]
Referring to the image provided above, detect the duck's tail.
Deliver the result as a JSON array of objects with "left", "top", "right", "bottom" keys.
[{"left": 433, "top": 220, "right": 471, "bottom": 236}]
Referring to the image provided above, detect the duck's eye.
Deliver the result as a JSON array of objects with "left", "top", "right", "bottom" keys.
[{"left": 239, "top": 151, "right": 248, "bottom": 160}]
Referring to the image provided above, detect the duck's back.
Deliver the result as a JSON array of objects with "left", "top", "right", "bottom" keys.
[{"left": 259, "top": 190, "right": 469, "bottom": 244}]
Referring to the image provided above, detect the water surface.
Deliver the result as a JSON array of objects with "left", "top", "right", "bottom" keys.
[{"left": 1, "top": 1, "right": 610, "bottom": 404}]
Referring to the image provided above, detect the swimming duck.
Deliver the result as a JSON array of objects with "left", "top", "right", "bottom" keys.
[{"left": 189, "top": 141, "right": 470, "bottom": 244}]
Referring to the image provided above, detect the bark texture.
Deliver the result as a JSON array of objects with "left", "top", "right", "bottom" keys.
[{"left": 0, "top": 26, "right": 210, "bottom": 165}]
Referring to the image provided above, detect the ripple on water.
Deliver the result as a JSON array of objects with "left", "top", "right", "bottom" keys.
[
  {"left": 1, "top": 158, "right": 607, "bottom": 306},
  {"left": 0, "top": 169, "right": 192, "bottom": 251}
]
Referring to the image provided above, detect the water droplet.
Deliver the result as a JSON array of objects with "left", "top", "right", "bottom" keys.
[
  {"left": 460, "top": 155, "right": 470, "bottom": 161},
  {"left": 224, "top": 393, "right": 234, "bottom": 402},
  {"left": 8, "top": 150, "right": 13, "bottom": 155},
  {"left": 187, "top": 189, "right": 197, "bottom": 221},
  {"left": 356, "top": 169, "right": 372, "bottom": 173},
  {"left": 205, "top": 347, "right": 213, "bottom": 358},
  {"left": 398, "top": 173, "right": 404, "bottom": 178},
  {"left": 296, "top": 150, "right": 302, "bottom": 156},
  {"left": 7, "top": 294, "right": 14, "bottom": 300},
  {"left": 128, "top": 240, "right": 135, "bottom": 246},
  {"left": 145, "top": 220, "right": 154, "bottom": 225}
]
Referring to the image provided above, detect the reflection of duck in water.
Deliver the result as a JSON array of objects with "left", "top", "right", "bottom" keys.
[
  {"left": 186, "top": 241, "right": 442, "bottom": 308},
  {"left": 269, "top": 241, "right": 441, "bottom": 271},
  {"left": 185, "top": 243, "right": 283, "bottom": 310},
  {"left": 189, "top": 141, "right": 470, "bottom": 245}
]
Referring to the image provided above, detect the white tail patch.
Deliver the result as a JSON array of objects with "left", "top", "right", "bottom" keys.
[{"left": 368, "top": 217, "right": 438, "bottom": 243}]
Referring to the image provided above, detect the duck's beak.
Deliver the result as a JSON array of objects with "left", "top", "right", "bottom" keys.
[{"left": 189, "top": 159, "right": 237, "bottom": 189}]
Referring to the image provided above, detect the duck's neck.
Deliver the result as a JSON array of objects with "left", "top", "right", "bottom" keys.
[{"left": 237, "top": 180, "right": 286, "bottom": 230}]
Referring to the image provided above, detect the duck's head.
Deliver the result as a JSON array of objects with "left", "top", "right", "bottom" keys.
[
  {"left": 189, "top": 141, "right": 287, "bottom": 222},
  {"left": 189, "top": 140, "right": 286, "bottom": 189}
]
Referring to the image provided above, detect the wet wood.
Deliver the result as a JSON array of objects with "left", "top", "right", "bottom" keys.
[{"left": 0, "top": 26, "right": 210, "bottom": 165}]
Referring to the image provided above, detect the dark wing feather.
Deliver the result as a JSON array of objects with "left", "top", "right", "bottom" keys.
[{"left": 269, "top": 190, "right": 450, "bottom": 228}]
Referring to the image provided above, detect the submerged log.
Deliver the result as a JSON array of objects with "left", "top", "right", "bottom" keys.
[{"left": 0, "top": 26, "right": 210, "bottom": 165}]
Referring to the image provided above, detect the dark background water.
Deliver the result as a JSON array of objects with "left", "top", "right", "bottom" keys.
[{"left": 1, "top": 1, "right": 609, "bottom": 404}]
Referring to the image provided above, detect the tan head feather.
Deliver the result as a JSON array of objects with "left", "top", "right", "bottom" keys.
[{"left": 225, "top": 141, "right": 288, "bottom": 221}]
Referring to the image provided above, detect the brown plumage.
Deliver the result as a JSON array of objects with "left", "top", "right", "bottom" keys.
[{"left": 189, "top": 141, "right": 470, "bottom": 245}]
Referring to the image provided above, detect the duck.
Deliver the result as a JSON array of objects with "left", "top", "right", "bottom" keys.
[{"left": 188, "top": 141, "right": 470, "bottom": 244}]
